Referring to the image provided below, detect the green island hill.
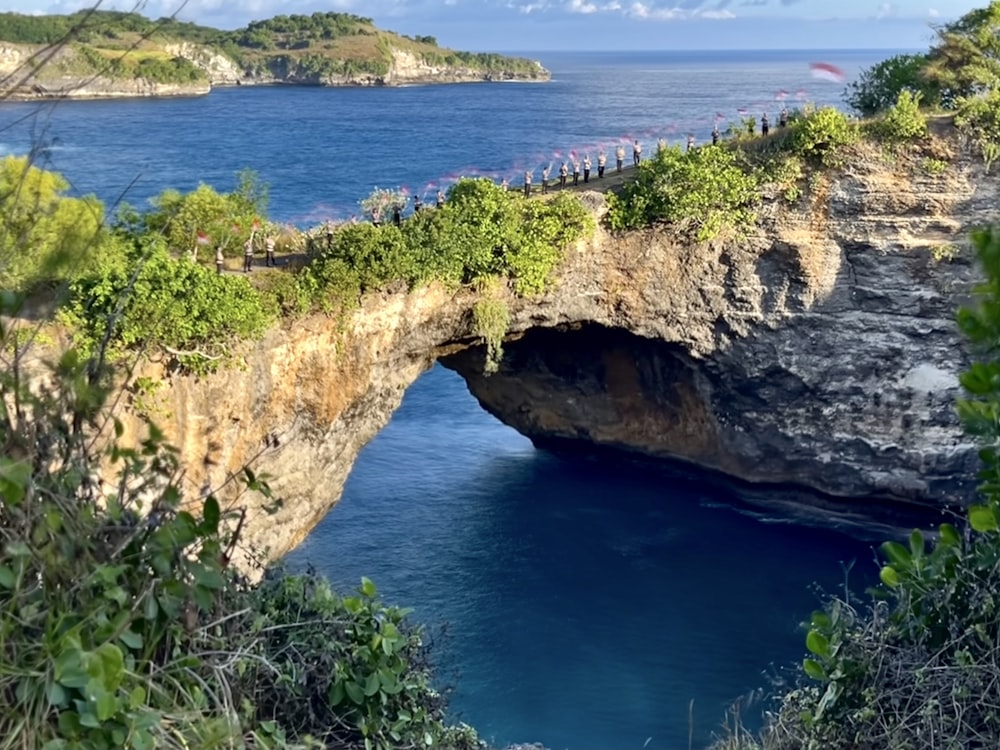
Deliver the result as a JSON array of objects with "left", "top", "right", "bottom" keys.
[
  {"left": 8, "top": 3, "right": 1000, "bottom": 749},
  {"left": 0, "top": 9, "right": 549, "bottom": 100}
]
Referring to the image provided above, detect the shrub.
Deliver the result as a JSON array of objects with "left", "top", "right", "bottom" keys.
[
  {"left": 865, "top": 90, "right": 928, "bottom": 143},
  {"left": 787, "top": 107, "right": 859, "bottom": 167},
  {"left": 956, "top": 89, "right": 1000, "bottom": 170},
  {"left": 606, "top": 144, "right": 760, "bottom": 239}
]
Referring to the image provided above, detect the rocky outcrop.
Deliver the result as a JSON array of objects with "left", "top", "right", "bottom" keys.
[{"left": 110, "top": 134, "right": 990, "bottom": 563}]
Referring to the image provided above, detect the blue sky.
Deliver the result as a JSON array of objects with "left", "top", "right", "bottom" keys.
[{"left": 8, "top": 0, "right": 986, "bottom": 50}]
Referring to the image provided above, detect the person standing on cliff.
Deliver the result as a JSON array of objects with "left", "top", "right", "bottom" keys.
[
  {"left": 761, "top": 112, "right": 770, "bottom": 137},
  {"left": 712, "top": 124, "right": 720, "bottom": 145},
  {"left": 597, "top": 150, "right": 606, "bottom": 178},
  {"left": 523, "top": 170, "right": 532, "bottom": 197},
  {"left": 243, "top": 235, "right": 254, "bottom": 273},
  {"left": 583, "top": 154, "right": 591, "bottom": 183},
  {"left": 392, "top": 204, "right": 402, "bottom": 226},
  {"left": 264, "top": 234, "right": 276, "bottom": 267},
  {"left": 559, "top": 161, "right": 569, "bottom": 187},
  {"left": 436, "top": 190, "right": 446, "bottom": 208},
  {"left": 541, "top": 165, "right": 551, "bottom": 193},
  {"left": 616, "top": 144, "right": 625, "bottom": 173},
  {"left": 632, "top": 139, "right": 642, "bottom": 166},
  {"left": 413, "top": 194, "right": 423, "bottom": 213},
  {"left": 779, "top": 107, "right": 789, "bottom": 128},
  {"left": 215, "top": 245, "right": 225, "bottom": 275},
  {"left": 687, "top": 134, "right": 696, "bottom": 151},
  {"left": 572, "top": 157, "right": 581, "bottom": 186}
]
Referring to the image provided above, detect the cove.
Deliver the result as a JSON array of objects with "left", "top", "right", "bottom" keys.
[{"left": 286, "top": 364, "right": 881, "bottom": 750}]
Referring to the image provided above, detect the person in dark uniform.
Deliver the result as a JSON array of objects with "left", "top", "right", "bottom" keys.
[
  {"left": 524, "top": 170, "right": 532, "bottom": 197},
  {"left": 779, "top": 107, "right": 788, "bottom": 127},
  {"left": 712, "top": 124, "right": 720, "bottom": 145},
  {"left": 597, "top": 151, "right": 606, "bottom": 178},
  {"left": 436, "top": 190, "right": 446, "bottom": 208},
  {"left": 392, "top": 205, "right": 402, "bottom": 226},
  {"left": 761, "top": 112, "right": 770, "bottom": 137},
  {"left": 413, "top": 195, "right": 423, "bottom": 213}
]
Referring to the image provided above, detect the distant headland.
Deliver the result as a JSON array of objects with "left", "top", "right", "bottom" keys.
[{"left": 0, "top": 9, "right": 550, "bottom": 100}]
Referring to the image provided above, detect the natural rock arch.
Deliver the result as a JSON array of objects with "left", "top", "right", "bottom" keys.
[{"left": 116, "top": 153, "right": 989, "bottom": 563}]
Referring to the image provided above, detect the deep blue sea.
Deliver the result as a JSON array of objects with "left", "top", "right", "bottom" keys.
[{"left": 1, "top": 49, "right": 908, "bottom": 749}]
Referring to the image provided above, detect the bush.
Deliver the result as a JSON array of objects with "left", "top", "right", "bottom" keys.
[
  {"left": 956, "top": 89, "right": 1000, "bottom": 170},
  {"left": 787, "top": 106, "right": 859, "bottom": 167},
  {"left": 606, "top": 144, "right": 760, "bottom": 239},
  {"left": 60, "top": 238, "right": 275, "bottom": 373},
  {"left": 865, "top": 89, "right": 928, "bottom": 143}
]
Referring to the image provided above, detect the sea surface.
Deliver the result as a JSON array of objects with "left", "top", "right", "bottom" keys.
[{"left": 1, "top": 49, "right": 911, "bottom": 749}]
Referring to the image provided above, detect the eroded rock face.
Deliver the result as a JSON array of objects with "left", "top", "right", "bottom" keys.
[{"left": 113, "top": 135, "right": 991, "bottom": 563}]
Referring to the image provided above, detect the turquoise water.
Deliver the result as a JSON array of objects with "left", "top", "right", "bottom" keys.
[{"left": 0, "top": 49, "right": 907, "bottom": 749}]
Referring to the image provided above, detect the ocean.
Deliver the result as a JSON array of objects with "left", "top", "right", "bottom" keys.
[{"left": 0, "top": 49, "right": 906, "bottom": 749}]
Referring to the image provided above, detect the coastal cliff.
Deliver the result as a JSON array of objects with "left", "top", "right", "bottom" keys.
[{"left": 111, "top": 132, "right": 988, "bottom": 562}]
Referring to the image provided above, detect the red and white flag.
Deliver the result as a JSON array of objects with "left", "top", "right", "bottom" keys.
[
  {"left": 737, "top": 107, "right": 748, "bottom": 116},
  {"left": 810, "top": 62, "right": 845, "bottom": 83},
  {"left": 775, "top": 89, "right": 789, "bottom": 101},
  {"left": 251, "top": 218, "right": 261, "bottom": 232},
  {"left": 195, "top": 231, "right": 210, "bottom": 245}
]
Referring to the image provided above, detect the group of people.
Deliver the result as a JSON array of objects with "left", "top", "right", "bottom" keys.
[
  {"left": 522, "top": 105, "right": 792, "bottom": 196},
  {"left": 214, "top": 232, "right": 279, "bottom": 274}
]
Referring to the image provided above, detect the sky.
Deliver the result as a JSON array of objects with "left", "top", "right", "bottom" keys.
[{"left": 2, "top": 0, "right": 988, "bottom": 51}]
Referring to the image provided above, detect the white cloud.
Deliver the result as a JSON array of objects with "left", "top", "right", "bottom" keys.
[
  {"left": 700, "top": 9, "right": 735, "bottom": 18},
  {"left": 927, "top": 7, "right": 939, "bottom": 17},
  {"left": 568, "top": 0, "right": 599, "bottom": 13},
  {"left": 874, "top": 2, "right": 895, "bottom": 19}
]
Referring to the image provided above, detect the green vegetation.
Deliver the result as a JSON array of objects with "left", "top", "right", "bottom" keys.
[
  {"left": 0, "top": 161, "right": 589, "bottom": 375},
  {"left": 0, "top": 308, "right": 484, "bottom": 750},
  {"left": 606, "top": 144, "right": 760, "bottom": 239},
  {"left": 845, "top": 53, "right": 939, "bottom": 116},
  {"left": 0, "top": 9, "right": 546, "bottom": 89},
  {"left": 863, "top": 90, "right": 928, "bottom": 144}
]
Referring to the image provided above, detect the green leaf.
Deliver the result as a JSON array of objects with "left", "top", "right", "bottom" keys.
[
  {"left": 364, "top": 671, "right": 381, "bottom": 697},
  {"left": 803, "top": 658, "right": 827, "bottom": 681},
  {"left": 328, "top": 680, "right": 346, "bottom": 706},
  {"left": 909, "top": 529, "right": 925, "bottom": 557},
  {"left": 129, "top": 686, "right": 147, "bottom": 709},
  {"left": 202, "top": 495, "right": 220, "bottom": 534},
  {"left": 119, "top": 630, "right": 143, "bottom": 650},
  {"left": 805, "top": 630, "right": 830, "bottom": 658},
  {"left": 360, "top": 576, "right": 377, "bottom": 597},
  {"left": 46, "top": 682, "right": 67, "bottom": 707},
  {"left": 0, "top": 565, "right": 15, "bottom": 589},
  {"left": 969, "top": 504, "right": 998, "bottom": 533},
  {"left": 880, "top": 565, "right": 900, "bottom": 588},
  {"left": 939, "top": 523, "right": 961, "bottom": 546},
  {"left": 881, "top": 541, "right": 912, "bottom": 567},
  {"left": 345, "top": 680, "right": 365, "bottom": 705}
]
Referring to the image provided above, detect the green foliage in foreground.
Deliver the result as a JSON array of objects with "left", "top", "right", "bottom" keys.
[
  {"left": 0, "top": 318, "right": 483, "bottom": 750},
  {"left": 716, "top": 226, "right": 1000, "bottom": 750},
  {"left": 0, "top": 155, "right": 105, "bottom": 290},
  {"left": 862, "top": 90, "right": 928, "bottom": 144},
  {"left": 957, "top": 88, "right": 1000, "bottom": 170}
]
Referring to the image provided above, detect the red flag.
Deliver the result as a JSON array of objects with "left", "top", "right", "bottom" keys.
[
  {"left": 737, "top": 107, "right": 748, "bottom": 116},
  {"left": 196, "top": 231, "right": 210, "bottom": 245},
  {"left": 251, "top": 218, "right": 261, "bottom": 232},
  {"left": 810, "top": 62, "right": 845, "bottom": 83},
  {"left": 775, "top": 89, "right": 789, "bottom": 101}
]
